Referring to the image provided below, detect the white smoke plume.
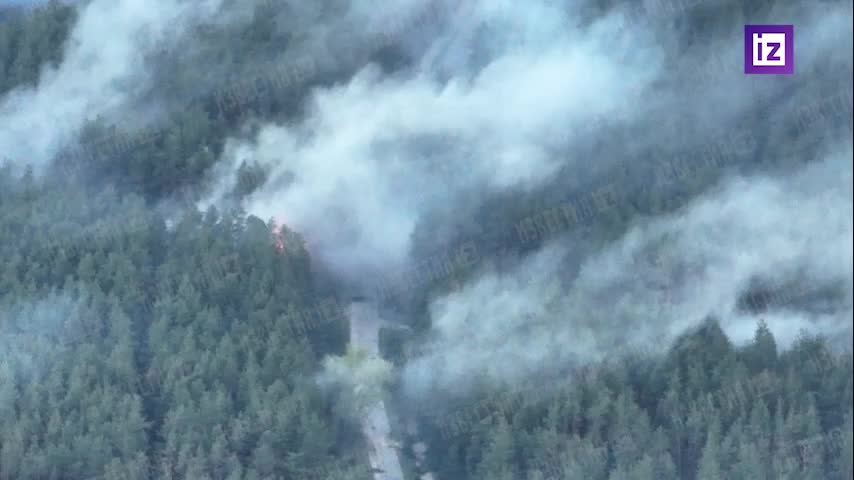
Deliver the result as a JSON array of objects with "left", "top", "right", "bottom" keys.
[
  {"left": 201, "top": 0, "right": 662, "bottom": 281},
  {"left": 0, "top": 0, "right": 223, "bottom": 170},
  {"left": 0, "top": 294, "right": 79, "bottom": 400},
  {"left": 201, "top": 0, "right": 852, "bottom": 281},
  {"left": 317, "top": 345, "right": 394, "bottom": 420},
  {"left": 192, "top": 0, "right": 852, "bottom": 397},
  {"left": 402, "top": 144, "right": 853, "bottom": 397},
  {"left": 3, "top": 0, "right": 851, "bottom": 434}
]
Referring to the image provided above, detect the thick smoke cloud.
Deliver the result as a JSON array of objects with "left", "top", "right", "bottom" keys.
[
  {"left": 402, "top": 144, "right": 853, "bottom": 398},
  {"left": 4, "top": 0, "right": 849, "bottom": 454},
  {"left": 0, "top": 0, "right": 223, "bottom": 171},
  {"left": 202, "top": 1, "right": 662, "bottom": 281},
  {"left": 194, "top": 0, "right": 853, "bottom": 398},
  {"left": 202, "top": 0, "right": 852, "bottom": 280}
]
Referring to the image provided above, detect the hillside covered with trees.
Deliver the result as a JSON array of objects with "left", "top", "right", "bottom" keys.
[{"left": 1, "top": 0, "right": 852, "bottom": 479}]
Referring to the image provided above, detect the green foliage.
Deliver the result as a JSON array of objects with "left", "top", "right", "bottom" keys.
[
  {"left": 1, "top": 0, "right": 850, "bottom": 478},
  {"left": 378, "top": 326, "right": 408, "bottom": 366},
  {"left": 234, "top": 160, "right": 268, "bottom": 199},
  {"left": 0, "top": 169, "right": 356, "bottom": 479},
  {"left": 0, "top": 1, "right": 75, "bottom": 95},
  {"left": 320, "top": 346, "right": 393, "bottom": 420},
  {"left": 417, "top": 319, "right": 853, "bottom": 480}
]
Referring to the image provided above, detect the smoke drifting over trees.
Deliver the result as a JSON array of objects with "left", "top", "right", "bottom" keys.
[
  {"left": 195, "top": 0, "right": 852, "bottom": 396},
  {"left": 1, "top": 0, "right": 852, "bottom": 479}
]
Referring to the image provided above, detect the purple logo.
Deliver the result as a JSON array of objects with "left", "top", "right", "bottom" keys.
[{"left": 745, "top": 25, "right": 794, "bottom": 74}]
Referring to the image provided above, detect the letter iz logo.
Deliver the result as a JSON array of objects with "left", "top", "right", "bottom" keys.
[{"left": 745, "top": 25, "right": 794, "bottom": 74}]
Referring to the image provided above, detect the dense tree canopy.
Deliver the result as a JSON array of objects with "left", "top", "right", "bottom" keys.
[
  {"left": 401, "top": 321, "right": 852, "bottom": 480},
  {"left": 1, "top": 0, "right": 851, "bottom": 479},
  {"left": 0, "top": 166, "right": 361, "bottom": 480}
]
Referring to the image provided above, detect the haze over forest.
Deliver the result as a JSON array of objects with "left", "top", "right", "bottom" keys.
[{"left": 0, "top": 0, "right": 852, "bottom": 479}]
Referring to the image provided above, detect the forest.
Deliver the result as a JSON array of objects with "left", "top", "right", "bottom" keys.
[{"left": 1, "top": 0, "right": 853, "bottom": 479}]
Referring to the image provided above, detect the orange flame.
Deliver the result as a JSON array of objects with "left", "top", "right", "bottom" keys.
[{"left": 271, "top": 218, "right": 286, "bottom": 254}]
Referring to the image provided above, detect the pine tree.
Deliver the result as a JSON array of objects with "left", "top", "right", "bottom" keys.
[
  {"left": 748, "top": 319, "right": 778, "bottom": 373},
  {"left": 476, "top": 418, "right": 515, "bottom": 480},
  {"left": 697, "top": 419, "right": 724, "bottom": 480},
  {"left": 732, "top": 441, "right": 765, "bottom": 480}
]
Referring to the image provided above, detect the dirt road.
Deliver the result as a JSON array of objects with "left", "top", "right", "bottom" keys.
[{"left": 349, "top": 301, "right": 405, "bottom": 480}]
